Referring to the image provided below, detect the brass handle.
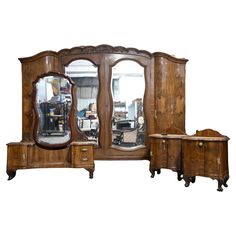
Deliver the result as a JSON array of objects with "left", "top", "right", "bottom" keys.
[
  {"left": 162, "top": 139, "right": 166, "bottom": 150},
  {"left": 81, "top": 148, "right": 88, "bottom": 152},
  {"left": 198, "top": 142, "right": 203, "bottom": 147},
  {"left": 154, "top": 110, "right": 157, "bottom": 120},
  {"left": 22, "top": 154, "right": 26, "bottom": 160},
  {"left": 81, "top": 157, "right": 88, "bottom": 162}
]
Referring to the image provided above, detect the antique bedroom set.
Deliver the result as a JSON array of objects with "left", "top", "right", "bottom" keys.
[{"left": 6, "top": 45, "right": 229, "bottom": 191}]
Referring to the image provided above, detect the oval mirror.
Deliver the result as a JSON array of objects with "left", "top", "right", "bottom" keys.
[
  {"left": 65, "top": 60, "right": 99, "bottom": 144},
  {"left": 33, "top": 73, "right": 73, "bottom": 147},
  {"left": 111, "top": 60, "right": 145, "bottom": 148}
]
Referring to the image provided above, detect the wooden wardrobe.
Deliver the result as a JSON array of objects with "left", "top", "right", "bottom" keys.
[{"left": 7, "top": 45, "right": 187, "bottom": 179}]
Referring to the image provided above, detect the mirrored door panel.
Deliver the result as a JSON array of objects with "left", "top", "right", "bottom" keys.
[
  {"left": 65, "top": 60, "right": 99, "bottom": 144},
  {"left": 111, "top": 60, "right": 145, "bottom": 148},
  {"left": 34, "top": 73, "right": 72, "bottom": 146}
]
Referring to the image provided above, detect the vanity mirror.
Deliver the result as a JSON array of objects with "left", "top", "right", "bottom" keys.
[{"left": 33, "top": 72, "right": 73, "bottom": 147}]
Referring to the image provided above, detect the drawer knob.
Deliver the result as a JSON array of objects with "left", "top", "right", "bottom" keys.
[
  {"left": 162, "top": 140, "right": 166, "bottom": 144},
  {"left": 81, "top": 148, "right": 88, "bottom": 152},
  {"left": 81, "top": 157, "right": 88, "bottom": 162},
  {"left": 198, "top": 142, "right": 203, "bottom": 147}
]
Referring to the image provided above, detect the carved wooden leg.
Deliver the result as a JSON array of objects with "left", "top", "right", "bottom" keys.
[
  {"left": 223, "top": 175, "right": 229, "bottom": 187},
  {"left": 7, "top": 170, "right": 16, "bottom": 180},
  {"left": 156, "top": 169, "right": 161, "bottom": 174},
  {"left": 85, "top": 168, "right": 94, "bottom": 179},
  {"left": 190, "top": 176, "right": 196, "bottom": 183},
  {"left": 150, "top": 169, "right": 155, "bottom": 178},
  {"left": 183, "top": 175, "right": 191, "bottom": 187},
  {"left": 217, "top": 179, "right": 224, "bottom": 192},
  {"left": 177, "top": 171, "right": 183, "bottom": 181}
]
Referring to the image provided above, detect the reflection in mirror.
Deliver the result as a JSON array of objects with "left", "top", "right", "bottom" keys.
[
  {"left": 65, "top": 60, "right": 99, "bottom": 144},
  {"left": 35, "top": 75, "right": 72, "bottom": 145},
  {"left": 111, "top": 60, "right": 145, "bottom": 148}
]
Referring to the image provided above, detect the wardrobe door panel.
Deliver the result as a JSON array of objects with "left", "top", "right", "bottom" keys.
[
  {"left": 154, "top": 54, "right": 188, "bottom": 134},
  {"left": 65, "top": 59, "right": 99, "bottom": 145},
  {"left": 111, "top": 60, "right": 145, "bottom": 149}
]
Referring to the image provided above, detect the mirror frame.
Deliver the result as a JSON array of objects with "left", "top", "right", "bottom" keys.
[{"left": 32, "top": 72, "right": 76, "bottom": 149}]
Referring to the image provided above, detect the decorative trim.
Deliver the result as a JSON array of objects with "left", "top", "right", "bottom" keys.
[
  {"left": 182, "top": 129, "right": 229, "bottom": 141},
  {"left": 58, "top": 44, "right": 153, "bottom": 58},
  {"left": 19, "top": 51, "right": 59, "bottom": 63},
  {"left": 18, "top": 45, "right": 188, "bottom": 64},
  {"left": 153, "top": 52, "right": 188, "bottom": 64},
  {"left": 195, "top": 129, "right": 228, "bottom": 138}
]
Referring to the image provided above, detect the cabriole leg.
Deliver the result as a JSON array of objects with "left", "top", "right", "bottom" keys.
[
  {"left": 85, "top": 168, "right": 94, "bottom": 179},
  {"left": 7, "top": 170, "right": 16, "bottom": 180},
  {"left": 190, "top": 176, "right": 196, "bottom": 183},
  {"left": 177, "top": 171, "right": 183, "bottom": 181},
  {"left": 183, "top": 175, "right": 191, "bottom": 187},
  {"left": 223, "top": 175, "right": 229, "bottom": 187},
  {"left": 217, "top": 179, "right": 223, "bottom": 192},
  {"left": 150, "top": 169, "right": 155, "bottom": 178}
]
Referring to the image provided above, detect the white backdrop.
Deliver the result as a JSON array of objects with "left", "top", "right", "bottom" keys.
[{"left": 0, "top": 0, "right": 235, "bottom": 235}]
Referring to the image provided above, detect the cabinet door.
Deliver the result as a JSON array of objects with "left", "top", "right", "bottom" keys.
[
  {"left": 7, "top": 144, "right": 28, "bottom": 168},
  {"left": 167, "top": 139, "right": 182, "bottom": 171},
  {"left": 151, "top": 139, "right": 168, "bottom": 168},
  {"left": 154, "top": 55, "right": 187, "bottom": 133},
  {"left": 71, "top": 145, "right": 94, "bottom": 167},
  {"left": 204, "top": 142, "right": 222, "bottom": 178},
  {"left": 183, "top": 141, "right": 205, "bottom": 176}
]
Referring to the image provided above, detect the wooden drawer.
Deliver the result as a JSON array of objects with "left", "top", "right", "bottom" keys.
[
  {"left": 7, "top": 143, "right": 28, "bottom": 168},
  {"left": 71, "top": 145, "right": 94, "bottom": 167}
]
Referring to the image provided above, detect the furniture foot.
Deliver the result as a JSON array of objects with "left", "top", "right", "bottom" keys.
[
  {"left": 85, "top": 168, "right": 94, "bottom": 179},
  {"left": 183, "top": 175, "right": 191, "bottom": 187},
  {"left": 150, "top": 169, "right": 155, "bottom": 178},
  {"left": 217, "top": 179, "right": 223, "bottom": 192},
  {"left": 7, "top": 170, "right": 16, "bottom": 180},
  {"left": 190, "top": 176, "right": 196, "bottom": 183},
  {"left": 223, "top": 175, "right": 229, "bottom": 187},
  {"left": 177, "top": 171, "right": 183, "bottom": 181},
  {"left": 156, "top": 169, "right": 161, "bottom": 174}
]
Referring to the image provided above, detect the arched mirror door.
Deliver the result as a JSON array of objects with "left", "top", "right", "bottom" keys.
[
  {"left": 33, "top": 73, "right": 73, "bottom": 148},
  {"left": 111, "top": 60, "right": 145, "bottom": 148},
  {"left": 65, "top": 59, "right": 99, "bottom": 144}
]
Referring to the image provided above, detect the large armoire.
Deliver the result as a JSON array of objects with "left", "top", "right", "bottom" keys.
[{"left": 6, "top": 45, "right": 229, "bottom": 191}]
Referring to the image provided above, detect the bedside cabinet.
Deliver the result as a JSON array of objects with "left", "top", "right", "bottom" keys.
[
  {"left": 182, "top": 129, "right": 229, "bottom": 191},
  {"left": 149, "top": 134, "right": 187, "bottom": 180},
  {"left": 71, "top": 142, "right": 95, "bottom": 178}
]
